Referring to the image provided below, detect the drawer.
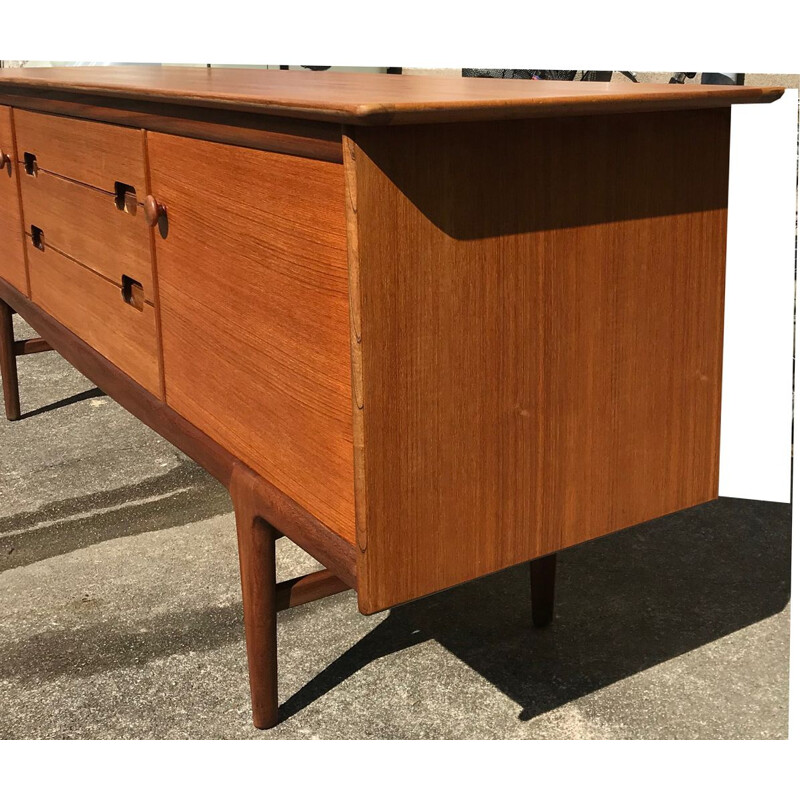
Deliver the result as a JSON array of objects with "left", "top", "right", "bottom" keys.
[
  {"left": 0, "top": 105, "right": 27, "bottom": 294},
  {"left": 14, "top": 110, "right": 146, "bottom": 192},
  {"left": 26, "top": 236, "right": 159, "bottom": 395},
  {"left": 20, "top": 168, "right": 153, "bottom": 300}
]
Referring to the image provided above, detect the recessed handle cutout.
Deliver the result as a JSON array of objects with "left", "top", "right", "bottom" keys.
[
  {"left": 23, "top": 152, "right": 38, "bottom": 176},
  {"left": 30, "top": 225, "right": 45, "bottom": 250},
  {"left": 114, "top": 182, "right": 138, "bottom": 214},
  {"left": 121, "top": 275, "right": 144, "bottom": 311}
]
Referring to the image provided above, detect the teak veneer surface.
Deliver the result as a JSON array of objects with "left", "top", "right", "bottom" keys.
[
  {"left": 26, "top": 239, "right": 160, "bottom": 395},
  {"left": 20, "top": 169, "right": 154, "bottom": 301},
  {"left": 348, "top": 109, "right": 731, "bottom": 612},
  {"left": 148, "top": 132, "right": 355, "bottom": 543},
  {"left": 13, "top": 108, "right": 147, "bottom": 191},
  {"left": 0, "top": 105, "right": 27, "bottom": 294},
  {"left": 0, "top": 67, "right": 782, "bottom": 125}
]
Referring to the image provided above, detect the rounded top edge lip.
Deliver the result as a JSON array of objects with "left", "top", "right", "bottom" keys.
[{"left": 0, "top": 68, "right": 785, "bottom": 126}]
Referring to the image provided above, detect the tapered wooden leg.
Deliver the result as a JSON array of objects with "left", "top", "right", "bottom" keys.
[
  {"left": 232, "top": 473, "right": 279, "bottom": 729},
  {"left": 0, "top": 299, "right": 21, "bottom": 421},
  {"left": 530, "top": 553, "right": 557, "bottom": 628}
]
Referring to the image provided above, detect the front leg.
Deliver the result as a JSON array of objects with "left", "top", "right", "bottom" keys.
[
  {"left": 231, "top": 468, "right": 279, "bottom": 729},
  {"left": 0, "top": 298, "right": 20, "bottom": 421}
]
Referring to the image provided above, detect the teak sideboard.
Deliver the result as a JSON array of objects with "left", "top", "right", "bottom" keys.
[{"left": 0, "top": 67, "right": 783, "bottom": 728}]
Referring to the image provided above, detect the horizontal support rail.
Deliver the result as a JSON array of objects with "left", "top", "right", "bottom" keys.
[
  {"left": 13, "top": 337, "right": 53, "bottom": 356},
  {"left": 275, "top": 569, "right": 349, "bottom": 612}
]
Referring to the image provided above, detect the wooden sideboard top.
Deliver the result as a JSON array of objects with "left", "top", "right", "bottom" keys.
[{"left": 0, "top": 67, "right": 783, "bottom": 125}]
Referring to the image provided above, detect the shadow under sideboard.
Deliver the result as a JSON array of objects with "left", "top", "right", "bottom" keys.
[{"left": 278, "top": 495, "right": 791, "bottom": 724}]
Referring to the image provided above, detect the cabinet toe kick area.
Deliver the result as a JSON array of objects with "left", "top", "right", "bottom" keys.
[{"left": 0, "top": 67, "right": 784, "bottom": 729}]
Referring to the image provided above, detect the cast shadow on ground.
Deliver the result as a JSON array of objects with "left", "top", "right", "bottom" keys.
[
  {"left": 18, "top": 387, "right": 107, "bottom": 420},
  {"left": 0, "top": 459, "right": 232, "bottom": 573},
  {"left": 278, "top": 496, "right": 790, "bottom": 723}
]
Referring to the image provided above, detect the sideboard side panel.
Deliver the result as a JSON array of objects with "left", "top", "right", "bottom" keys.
[
  {"left": 0, "top": 106, "right": 28, "bottom": 294},
  {"left": 352, "top": 109, "right": 731, "bottom": 613},
  {"left": 148, "top": 132, "right": 356, "bottom": 543}
]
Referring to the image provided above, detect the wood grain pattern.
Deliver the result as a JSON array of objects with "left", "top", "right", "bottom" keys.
[
  {"left": 0, "top": 105, "right": 28, "bottom": 294},
  {"left": 26, "top": 238, "right": 159, "bottom": 395},
  {"left": 148, "top": 132, "right": 355, "bottom": 543},
  {"left": 13, "top": 109, "right": 147, "bottom": 190},
  {"left": 0, "top": 91, "right": 344, "bottom": 162},
  {"left": 348, "top": 109, "right": 731, "bottom": 613},
  {"left": 20, "top": 169, "right": 154, "bottom": 300},
  {"left": 0, "top": 274, "right": 357, "bottom": 587},
  {"left": 0, "top": 67, "right": 782, "bottom": 126},
  {"left": 343, "top": 136, "right": 367, "bottom": 553}
]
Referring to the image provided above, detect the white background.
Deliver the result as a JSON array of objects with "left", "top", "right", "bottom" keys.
[{"left": 719, "top": 90, "right": 797, "bottom": 502}]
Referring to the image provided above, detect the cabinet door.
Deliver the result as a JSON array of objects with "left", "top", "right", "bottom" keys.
[
  {"left": 0, "top": 105, "right": 27, "bottom": 294},
  {"left": 148, "top": 132, "right": 355, "bottom": 543}
]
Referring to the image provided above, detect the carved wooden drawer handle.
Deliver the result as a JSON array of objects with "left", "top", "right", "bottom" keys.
[
  {"left": 144, "top": 195, "right": 167, "bottom": 227},
  {"left": 0, "top": 148, "right": 10, "bottom": 167}
]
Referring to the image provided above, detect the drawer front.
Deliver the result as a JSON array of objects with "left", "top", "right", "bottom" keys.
[
  {"left": 0, "top": 105, "right": 27, "bottom": 293},
  {"left": 14, "top": 110, "right": 147, "bottom": 192},
  {"left": 20, "top": 169, "right": 153, "bottom": 300},
  {"left": 149, "top": 132, "right": 355, "bottom": 542},
  {"left": 27, "top": 237, "right": 159, "bottom": 395}
]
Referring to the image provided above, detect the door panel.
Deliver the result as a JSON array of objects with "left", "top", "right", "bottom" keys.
[{"left": 148, "top": 132, "right": 356, "bottom": 543}]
